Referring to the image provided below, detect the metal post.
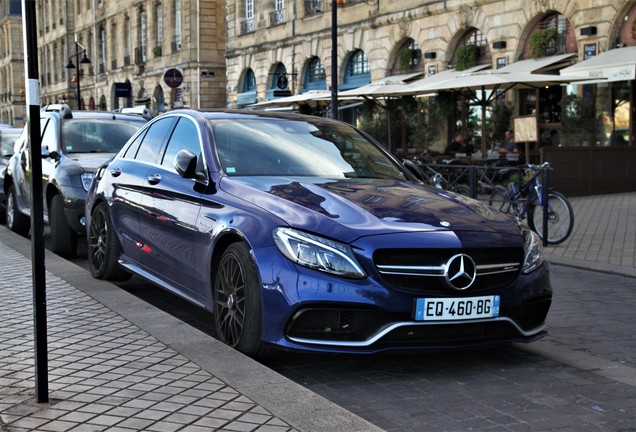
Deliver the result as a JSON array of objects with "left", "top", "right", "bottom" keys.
[
  {"left": 75, "top": 37, "right": 81, "bottom": 109},
  {"left": 469, "top": 165, "right": 477, "bottom": 198},
  {"left": 330, "top": 0, "right": 338, "bottom": 119},
  {"left": 542, "top": 165, "right": 549, "bottom": 247},
  {"left": 22, "top": 0, "right": 48, "bottom": 403}
]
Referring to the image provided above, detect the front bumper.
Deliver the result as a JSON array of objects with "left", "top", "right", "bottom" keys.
[{"left": 255, "top": 240, "right": 552, "bottom": 354}]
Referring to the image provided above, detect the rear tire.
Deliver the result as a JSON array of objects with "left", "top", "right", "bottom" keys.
[
  {"left": 6, "top": 185, "right": 30, "bottom": 235},
  {"left": 528, "top": 191, "right": 574, "bottom": 245},
  {"left": 50, "top": 194, "right": 77, "bottom": 257},
  {"left": 214, "top": 242, "right": 272, "bottom": 358},
  {"left": 88, "top": 203, "right": 131, "bottom": 281}
]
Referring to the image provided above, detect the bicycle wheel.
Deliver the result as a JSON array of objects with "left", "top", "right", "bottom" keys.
[
  {"left": 453, "top": 184, "right": 472, "bottom": 197},
  {"left": 528, "top": 191, "right": 574, "bottom": 245},
  {"left": 488, "top": 185, "right": 514, "bottom": 215}
]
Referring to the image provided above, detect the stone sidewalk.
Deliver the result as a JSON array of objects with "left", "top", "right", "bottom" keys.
[
  {"left": 0, "top": 227, "right": 381, "bottom": 432},
  {"left": 542, "top": 191, "right": 636, "bottom": 278}
]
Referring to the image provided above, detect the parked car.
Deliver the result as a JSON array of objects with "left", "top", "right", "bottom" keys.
[
  {"left": 86, "top": 109, "right": 552, "bottom": 357},
  {"left": 0, "top": 127, "right": 24, "bottom": 223},
  {"left": 4, "top": 104, "right": 152, "bottom": 256}
]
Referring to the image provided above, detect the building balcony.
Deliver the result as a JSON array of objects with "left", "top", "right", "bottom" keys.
[
  {"left": 241, "top": 18, "right": 254, "bottom": 35},
  {"left": 270, "top": 9, "right": 285, "bottom": 26},
  {"left": 304, "top": 0, "right": 322, "bottom": 16}
]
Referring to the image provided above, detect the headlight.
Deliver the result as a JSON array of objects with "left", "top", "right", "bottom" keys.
[
  {"left": 81, "top": 173, "right": 94, "bottom": 192},
  {"left": 273, "top": 228, "right": 366, "bottom": 279},
  {"left": 522, "top": 228, "right": 545, "bottom": 274}
]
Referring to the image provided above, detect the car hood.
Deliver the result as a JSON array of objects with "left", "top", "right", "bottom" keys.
[
  {"left": 67, "top": 153, "right": 116, "bottom": 172},
  {"left": 219, "top": 176, "right": 520, "bottom": 242}
]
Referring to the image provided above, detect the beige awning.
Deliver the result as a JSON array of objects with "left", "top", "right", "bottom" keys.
[
  {"left": 560, "top": 46, "right": 636, "bottom": 83},
  {"left": 249, "top": 90, "right": 331, "bottom": 108},
  {"left": 497, "top": 53, "right": 577, "bottom": 74}
]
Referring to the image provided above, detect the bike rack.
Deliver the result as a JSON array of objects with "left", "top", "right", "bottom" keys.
[{"left": 414, "top": 162, "right": 552, "bottom": 246}]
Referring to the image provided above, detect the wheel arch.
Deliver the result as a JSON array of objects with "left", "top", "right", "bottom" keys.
[
  {"left": 3, "top": 174, "right": 13, "bottom": 195},
  {"left": 210, "top": 230, "right": 248, "bottom": 282},
  {"left": 45, "top": 182, "right": 60, "bottom": 210}
]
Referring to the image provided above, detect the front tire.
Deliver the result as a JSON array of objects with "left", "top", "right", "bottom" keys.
[
  {"left": 88, "top": 203, "right": 131, "bottom": 281},
  {"left": 6, "top": 185, "right": 30, "bottom": 235},
  {"left": 214, "top": 242, "right": 270, "bottom": 357},
  {"left": 50, "top": 194, "right": 77, "bottom": 257}
]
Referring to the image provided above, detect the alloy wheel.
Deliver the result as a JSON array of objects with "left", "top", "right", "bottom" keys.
[{"left": 214, "top": 252, "right": 246, "bottom": 347}]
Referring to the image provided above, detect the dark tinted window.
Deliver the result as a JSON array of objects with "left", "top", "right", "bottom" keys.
[
  {"left": 161, "top": 118, "right": 201, "bottom": 169},
  {"left": 134, "top": 117, "right": 176, "bottom": 163},
  {"left": 62, "top": 119, "right": 143, "bottom": 154}
]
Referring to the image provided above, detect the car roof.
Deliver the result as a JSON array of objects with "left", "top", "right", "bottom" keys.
[
  {"left": 158, "top": 108, "right": 346, "bottom": 127},
  {"left": 41, "top": 104, "right": 153, "bottom": 122}
]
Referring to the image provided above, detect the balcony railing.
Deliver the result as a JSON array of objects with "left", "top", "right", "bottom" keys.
[
  {"left": 304, "top": 0, "right": 322, "bottom": 16},
  {"left": 270, "top": 9, "right": 285, "bottom": 26},
  {"left": 241, "top": 18, "right": 254, "bottom": 35},
  {"left": 134, "top": 46, "right": 145, "bottom": 65},
  {"left": 171, "top": 39, "right": 181, "bottom": 54}
]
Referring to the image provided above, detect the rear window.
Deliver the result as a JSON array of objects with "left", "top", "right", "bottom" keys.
[{"left": 62, "top": 119, "right": 144, "bottom": 154}]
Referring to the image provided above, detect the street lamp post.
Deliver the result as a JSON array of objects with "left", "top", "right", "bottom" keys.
[
  {"left": 65, "top": 34, "right": 91, "bottom": 110},
  {"left": 331, "top": 0, "right": 338, "bottom": 119}
]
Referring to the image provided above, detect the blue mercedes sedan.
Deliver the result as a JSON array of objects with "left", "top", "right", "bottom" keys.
[{"left": 85, "top": 109, "right": 551, "bottom": 357}]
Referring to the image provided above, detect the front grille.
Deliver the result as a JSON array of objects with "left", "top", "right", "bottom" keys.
[{"left": 374, "top": 247, "right": 523, "bottom": 294}]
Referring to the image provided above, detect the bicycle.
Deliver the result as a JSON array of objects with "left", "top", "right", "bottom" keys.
[{"left": 488, "top": 162, "right": 574, "bottom": 245}]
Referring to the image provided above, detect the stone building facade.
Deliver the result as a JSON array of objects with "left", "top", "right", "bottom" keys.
[
  {"left": 225, "top": 0, "right": 634, "bottom": 107},
  {"left": 0, "top": 1, "right": 25, "bottom": 126},
  {"left": 1, "top": 0, "right": 227, "bottom": 127}
]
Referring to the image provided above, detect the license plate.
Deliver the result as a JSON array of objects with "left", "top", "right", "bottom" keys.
[{"left": 414, "top": 295, "right": 500, "bottom": 321}]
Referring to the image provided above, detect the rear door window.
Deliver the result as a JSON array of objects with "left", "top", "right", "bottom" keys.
[{"left": 133, "top": 117, "right": 177, "bottom": 164}]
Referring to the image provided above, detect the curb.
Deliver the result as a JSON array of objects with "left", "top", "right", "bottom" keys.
[{"left": 545, "top": 254, "right": 636, "bottom": 279}]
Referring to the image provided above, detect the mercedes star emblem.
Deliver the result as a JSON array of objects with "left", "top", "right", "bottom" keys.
[{"left": 444, "top": 254, "right": 477, "bottom": 290}]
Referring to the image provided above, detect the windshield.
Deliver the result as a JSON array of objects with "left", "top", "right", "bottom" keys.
[
  {"left": 62, "top": 119, "right": 143, "bottom": 154},
  {"left": 0, "top": 131, "right": 21, "bottom": 157},
  {"left": 211, "top": 118, "right": 407, "bottom": 180}
]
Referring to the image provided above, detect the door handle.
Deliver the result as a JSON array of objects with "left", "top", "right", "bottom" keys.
[{"left": 147, "top": 174, "right": 162, "bottom": 185}]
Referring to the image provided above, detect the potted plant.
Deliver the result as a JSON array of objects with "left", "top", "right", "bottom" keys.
[
  {"left": 455, "top": 44, "right": 480, "bottom": 71},
  {"left": 529, "top": 28, "right": 557, "bottom": 58},
  {"left": 153, "top": 45, "right": 162, "bottom": 57}
]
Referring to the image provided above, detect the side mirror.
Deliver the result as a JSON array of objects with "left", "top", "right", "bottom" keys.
[{"left": 175, "top": 149, "right": 198, "bottom": 179}]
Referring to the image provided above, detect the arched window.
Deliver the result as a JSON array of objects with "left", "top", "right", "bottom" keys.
[
  {"left": 392, "top": 39, "right": 421, "bottom": 75},
  {"left": 342, "top": 49, "right": 370, "bottom": 90},
  {"left": 303, "top": 57, "right": 326, "bottom": 92},
  {"left": 243, "top": 69, "right": 256, "bottom": 92},
  {"left": 539, "top": 14, "right": 568, "bottom": 56},
  {"left": 453, "top": 28, "right": 491, "bottom": 68},
  {"left": 266, "top": 63, "right": 288, "bottom": 100},
  {"left": 236, "top": 69, "right": 257, "bottom": 106},
  {"left": 524, "top": 13, "right": 576, "bottom": 59}
]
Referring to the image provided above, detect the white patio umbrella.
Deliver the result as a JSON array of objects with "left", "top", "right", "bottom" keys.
[
  {"left": 399, "top": 70, "right": 597, "bottom": 155},
  {"left": 249, "top": 90, "right": 332, "bottom": 110}
]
